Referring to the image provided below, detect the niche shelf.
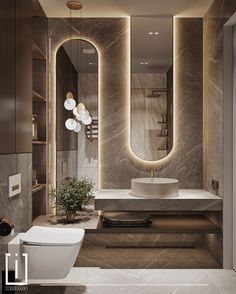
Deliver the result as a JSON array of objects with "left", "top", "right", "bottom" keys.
[
  {"left": 32, "top": 183, "right": 46, "bottom": 194},
  {"left": 32, "top": 0, "right": 48, "bottom": 219},
  {"left": 32, "top": 41, "right": 46, "bottom": 60},
  {"left": 96, "top": 215, "right": 221, "bottom": 234},
  {"left": 33, "top": 140, "right": 47, "bottom": 145},
  {"left": 86, "top": 117, "right": 98, "bottom": 141}
]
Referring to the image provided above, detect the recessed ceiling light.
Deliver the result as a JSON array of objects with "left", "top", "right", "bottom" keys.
[
  {"left": 89, "top": 62, "right": 93, "bottom": 65},
  {"left": 148, "top": 31, "right": 159, "bottom": 35},
  {"left": 82, "top": 48, "right": 96, "bottom": 54},
  {"left": 140, "top": 62, "right": 148, "bottom": 65}
]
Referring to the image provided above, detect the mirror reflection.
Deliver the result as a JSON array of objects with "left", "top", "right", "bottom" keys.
[
  {"left": 56, "top": 39, "right": 98, "bottom": 190},
  {"left": 131, "top": 16, "right": 173, "bottom": 161}
]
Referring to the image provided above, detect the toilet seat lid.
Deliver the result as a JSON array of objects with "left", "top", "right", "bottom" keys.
[{"left": 20, "top": 226, "right": 85, "bottom": 246}]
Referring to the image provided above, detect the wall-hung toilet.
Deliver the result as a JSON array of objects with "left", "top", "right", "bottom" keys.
[{"left": 8, "top": 226, "right": 85, "bottom": 280}]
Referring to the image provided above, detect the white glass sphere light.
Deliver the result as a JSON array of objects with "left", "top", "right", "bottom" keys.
[
  {"left": 65, "top": 118, "right": 77, "bottom": 130},
  {"left": 84, "top": 110, "right": 90, "bottom": 118},
  {"left": 73, "top": 107, "right": 79, "bottom": 116},
  {"left": 64, "top": 92, "right": 76, "bottom": 110},
  {"left": 77, "top": 109, "right": 87, "bottom": 121},
  {"left": 73, "top": 122, "right": 81, "bottom": 133},
  {"left": 77, "top": 102, "right": 85, "bottom": 111},
  {"left": 82, "top": 115, "right": 92, "bottom": 125}
]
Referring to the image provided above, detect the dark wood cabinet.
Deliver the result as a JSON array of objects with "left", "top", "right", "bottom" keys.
[
  {"left": 15, "top": 0, "right": 32, "bottom": 153},
  {"left": 0, "top": 0, "right": 16, "bottom": 154},
  {"left": 0, "top": 0, "right": 32, "bottom": 154}
]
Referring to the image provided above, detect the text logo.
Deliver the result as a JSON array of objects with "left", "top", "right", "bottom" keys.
[{"left": 5, "top": 253, "right": 28, "bottom": 286}]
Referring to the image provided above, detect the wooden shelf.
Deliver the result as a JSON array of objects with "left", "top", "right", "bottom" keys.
[
  {"left": 32, "top": 41, "right": 46, "bottom": 60},
  {"left": 97, "top": 215, "right": 221, "bottom": 234},
  {"left": 157, "top": 121, "right": 168, "bottom": 124},
  {"left": 32, "top": 183, "right": 46, "bottom": 194},
  {"left": 33, "top": 140, "right": 47, "bottom": 145},
  {"left": 33, "top": 90, "right": 46, "bottom": 102},
  {"left": 157, "top": 135, "right": 167, "bottom": 138}
]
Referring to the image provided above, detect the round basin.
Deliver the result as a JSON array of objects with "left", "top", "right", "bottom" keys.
[{"left": 130, "top": 178, "right": 179, "bottom": 198}]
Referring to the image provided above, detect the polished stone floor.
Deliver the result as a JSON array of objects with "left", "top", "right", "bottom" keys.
[{"left": 24, "top": 268, "right": 236, "bottom": 294}]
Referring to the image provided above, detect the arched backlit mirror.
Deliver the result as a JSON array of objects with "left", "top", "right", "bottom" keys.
[
  {"left": 56, "top": 39, "right": 98, "bottom": 190},
  {"left": 131, "top": 16, "right": 173, "bottom": 161}
]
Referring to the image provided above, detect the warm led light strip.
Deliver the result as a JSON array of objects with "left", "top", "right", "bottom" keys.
[
  {"left": 50, "top": 36, "right": 101, "bottom": 202},
  {"left": 126, "top": 16, "right": 177, "bottom": 167}
]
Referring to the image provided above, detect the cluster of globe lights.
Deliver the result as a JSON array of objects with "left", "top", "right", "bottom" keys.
[{"left": 64, "top": 92, "right": 92, "bottom": 133}]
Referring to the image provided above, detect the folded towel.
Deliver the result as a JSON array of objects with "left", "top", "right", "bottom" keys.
[{"left": 103, "top": 216, "right": 152, "bottom": 228}]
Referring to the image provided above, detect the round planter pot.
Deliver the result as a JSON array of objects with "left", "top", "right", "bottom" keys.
[{"left": 66, "top": 211, "right": 76, "bottom": 223}]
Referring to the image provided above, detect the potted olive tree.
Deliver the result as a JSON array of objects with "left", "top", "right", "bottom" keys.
[{"left": 50, "top": 177, "right": 93, "bottom": 223}]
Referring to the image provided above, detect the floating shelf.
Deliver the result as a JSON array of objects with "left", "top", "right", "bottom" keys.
[
  {"left": 32, "top": 41, "right": 46, "bottom": 60},
  {"left": 32, "top": 183, "right": 46, "bottom": 194},
  {"left": 97, "top": 215, "right": 221, "bottom": 234},
  {"left": 33, "top": 140, "right": 47, "bottom": 145},
  {"left": 157, "top": 135, "right": 168, "bottom": 138},
  {"left": 33, "top": 90, "right": 46, "bottom": 102},
  {"left": 157, "top": 121, "right": 168, "bottom": 124}
]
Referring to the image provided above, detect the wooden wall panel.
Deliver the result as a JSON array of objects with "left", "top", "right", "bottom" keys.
[
  {"left": 0, "top": 0, "right": 16, "bottom": 154},
  {"left": 56, "top": 46, "right": 78, "bottom": 151},
  {"left": 16, "top": 0, "right": 32, "bottom": 153},
  {"left": 0, "top": 0, "right": 32, "bottom": 154}
]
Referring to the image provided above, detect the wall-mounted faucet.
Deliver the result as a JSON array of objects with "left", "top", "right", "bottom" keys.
[{"left": 150, "top": 168, "right": 156, "bottom": 178}]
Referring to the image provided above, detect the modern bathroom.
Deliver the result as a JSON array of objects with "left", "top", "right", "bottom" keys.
[{"left": 1, "top": 0, "right": 236, "bottom": 293}]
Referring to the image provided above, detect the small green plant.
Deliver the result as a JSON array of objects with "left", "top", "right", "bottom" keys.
[{"left": 50, "top": 177, "right": 93, "bottom": 222}]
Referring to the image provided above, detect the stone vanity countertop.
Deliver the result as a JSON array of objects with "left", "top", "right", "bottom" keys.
[{"left": 94, "top": 189, "right": 222, "bottom": 211}]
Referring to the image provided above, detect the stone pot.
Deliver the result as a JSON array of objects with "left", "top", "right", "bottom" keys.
[{"left": 66, "top": 211, "right": 76, "bottom": 223}]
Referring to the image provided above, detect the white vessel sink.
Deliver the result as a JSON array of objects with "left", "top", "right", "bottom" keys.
[{"left": 130, "top": 178, "right": 179, "bottom": 198}]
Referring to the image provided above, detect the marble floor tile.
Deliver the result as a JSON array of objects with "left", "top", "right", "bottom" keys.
[{"left": 25, "top": 268, "right": 236, "bottom": 294}]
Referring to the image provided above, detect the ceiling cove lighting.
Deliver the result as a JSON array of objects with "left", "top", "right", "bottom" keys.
[{"left": 64, "top": 1, "right": 92, "bottom": 132}]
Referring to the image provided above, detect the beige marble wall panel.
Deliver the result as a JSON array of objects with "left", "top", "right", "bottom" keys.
[
  {"left": 48, "top": 18, "right": 203, "bottom": 189},
  {"left": 203, "top": 0, "right": 236, "bottom": 197}
]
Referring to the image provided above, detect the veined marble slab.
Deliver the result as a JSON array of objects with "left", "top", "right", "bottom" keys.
[{"left": 95, "top": 189, "right": 222, "bottom": 211}]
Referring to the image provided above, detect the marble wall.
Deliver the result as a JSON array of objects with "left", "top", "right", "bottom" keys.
[
  {"left": 78, "top": 73, "right": 98, "bottom": 190},
  {"left": 0, "top": 154, "right": 32, "bottom": 231},
  {"left": 48, "top": 18, "right": 203, "bottom": 189},
  {"left": 100, "top": 18, "right": 203, "bottom": 188},
  {"left": 77, "top": 233, "right": 220, "bottom": 269},
  {"left": 203, "top": 0, "right": 236, "bottom": 197},
  {"left": 0, "top": 153, "right": 32, "bottom": 277}
]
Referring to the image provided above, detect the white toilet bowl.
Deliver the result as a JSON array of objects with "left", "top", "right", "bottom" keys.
[{"left": 8, "top": 226, "right": 85, "bottom": 280}]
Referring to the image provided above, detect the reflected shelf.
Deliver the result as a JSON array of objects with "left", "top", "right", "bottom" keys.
[{"left": 32, "top": 183, "right": 46, "bottom": 194}]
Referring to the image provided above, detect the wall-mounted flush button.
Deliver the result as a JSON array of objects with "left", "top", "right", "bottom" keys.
[
  {"left": 212, "top": 179, "right": 219, "bottom": 190},
  {"left": 8, "top": 173, "right": 21, "bottom": 197}
]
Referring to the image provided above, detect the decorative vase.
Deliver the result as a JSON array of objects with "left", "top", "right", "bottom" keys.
[{"left": 66, "top": 211, "right": 76, "bottom": 223}]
